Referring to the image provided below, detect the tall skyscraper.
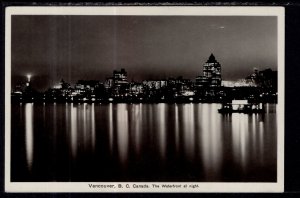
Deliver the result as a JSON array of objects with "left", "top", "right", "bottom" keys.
[{"left": 196, "top": 54, "right": 222, "bottom": 87}]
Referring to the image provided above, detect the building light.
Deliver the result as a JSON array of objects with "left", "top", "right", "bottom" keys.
[{"left": 27, "top": 74, "right": 31, "bottom": 82}]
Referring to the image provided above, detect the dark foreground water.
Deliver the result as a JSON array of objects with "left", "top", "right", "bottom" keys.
[{"left": 11, "top": 103, "right": 277, "bottom": 182}]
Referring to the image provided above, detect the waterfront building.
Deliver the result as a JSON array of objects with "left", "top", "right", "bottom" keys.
[
  {"left": 245, "top": 68, "right": 277, "bottom": 90},
  {"left": 222, "top": 80, "right": 256, "bottom": 87},
  {"left": 196, "top": 53, "right": 222, "bottom": 87},
  {"left": 110, "top": 69, "right": 129, "bottom": 96}
]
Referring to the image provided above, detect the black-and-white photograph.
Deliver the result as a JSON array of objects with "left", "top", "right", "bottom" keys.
[{"left": 5, "top": 6, "right": 284, "bottom": 192}]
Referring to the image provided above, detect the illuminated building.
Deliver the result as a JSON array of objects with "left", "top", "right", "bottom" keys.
[
  {"left": 222, "top": 80, "right": 256, "bottom": 87},
  {"left": 196, "top": 53, "right": 222, "bottom": 87},
  {"left": 245, "top": 68, "right": 277, "bottom": 90}
]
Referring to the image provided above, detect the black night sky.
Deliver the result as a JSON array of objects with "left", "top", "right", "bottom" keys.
[{"left": 11, "top": 15, "right": 277, "bottom": 91}]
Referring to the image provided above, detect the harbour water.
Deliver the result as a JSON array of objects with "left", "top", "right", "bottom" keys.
[{"left": 11, "top": 103, "right": 277, "bottom": 182}]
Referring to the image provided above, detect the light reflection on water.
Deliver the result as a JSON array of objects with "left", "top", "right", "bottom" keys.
[
  {"left": 83, "top": 103, "right": 87, "bottom": 150},
  {"left": 156, "top": 103, "right": 166, "bottom": 160},
  {"left": 69, "top": 103, "right": 98, "bottom": 158},
  {"left": 182, "top": 103, "right": 195, "bottom": 161},
  {"left": 259, "top": 121, "right": 264, "bottom": 164},
  {"left": 174, "top": 104, "right": 179, "bottom": 152},
  {"left": 18, "top": 103, "right": 277, "bottom": 182},
  {"left": 251, "top": 114, "right": 257, "bottom": 158},
  {"left": 133, "top": 104, "right": 142, "bottom": 155},
  {"left": 116, "top": 104, "right": 129, "bottom": 165},
  {"left": 108, "top": 103, "right": 114, "bottom": 153},
  {"left": 25, "top": 103, "right": 34, "bottom": 170},
  {"left": 70, "top": 103, "right": 77, "bottom": 158},
  {"left": 91, "top": 103, "right": 96, "bottom": 150},
  {"left": 233, "top": 114, "right": 249, "bottom": 171},
  {"left": 200, "top": 104, "right": 223, "bottom": 179}
]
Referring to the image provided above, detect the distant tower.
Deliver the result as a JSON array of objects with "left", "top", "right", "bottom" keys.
[
  {"left": 26, "top": 74, "right": 31, "bottom": 87},
  {"left": 203, "top": 53, "right": 221, "bottom": 87},
  {"left": 195, "top": 54, "right": 222, "bottom": 87}
]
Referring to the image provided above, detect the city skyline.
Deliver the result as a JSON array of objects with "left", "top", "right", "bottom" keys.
[
  {"left": 12, "top": 15, "right": 277, "bottom": 91},
  {"left": 13, "top": 63, "right": 276, "bottom": 91}
]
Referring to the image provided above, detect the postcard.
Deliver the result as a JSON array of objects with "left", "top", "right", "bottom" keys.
[{"left": 5, "top": 6, "right": 284, "bottom": 192}]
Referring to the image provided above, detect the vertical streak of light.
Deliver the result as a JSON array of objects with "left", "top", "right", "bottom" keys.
[
  {"left": 231, "top": 114, "right": 240, "bottom": 165},
  {"left": 25, "top": 103, "right": 34, "bottom": 171},
  {"left": 157, "top": 103, "right": 166, "bottom": 160},
  {"left": 70, "top": 104, "right": 77, "bottom": 158},
  {"left": 240, "top": 114, "right": 249, "bottom": 171},
  {"left": 91, "top": 103, "right": 96, "bottom": 151},
  {"left": 117, "top": 104, "right": 129, "bottom": 166},
  {"left": 197, "top": 104, "right": 202, "bottom": 159},
  {"left": 134, "top": 104, "right": 142, "bottom": 155},
  {"left": 174, "top": 104, "right": 179, "bottom": 152},
  {"left": 183, "top": 104, "right": 195, "bottom": 160},
  {"left": 240, "top": 114, "right": 245, "bottom": 170},
  {"left": 252, "top": 114, "right": 257, "bottom": 158},
  {"left": 146, "top": 104, "right": 154, "bottom": 153},
  {"left": 83, "top": 103, "right": 87, "bottom": 150},
  {"left": 86, "top": 104, "right": 91, "bottom": 149},
  {"left": 139, "top": 104, "right": 143, "bottom": 150},
  {"left": 210, "top": 104, "right": 217, "bottom": 169},
  {"left": 259, "top": 121, "right": 264, "bottom": 164},
  {"left": 200, "top": 104, "right": 211, "bottom": 177},
  {"left": 109, "top": 103, "right": 114, "bottom": 153},
  {"left": 183, "top": 104, "right": 188, "bottom": 155},
  {"left": 210, "top": 104, "right": 222, "bottom": 175},
  {"left": 190, "top": 103, "right": 195, "bottom": 160},
  {"left": 65, "top": 103, "right": 69, "bottom": 158}
]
